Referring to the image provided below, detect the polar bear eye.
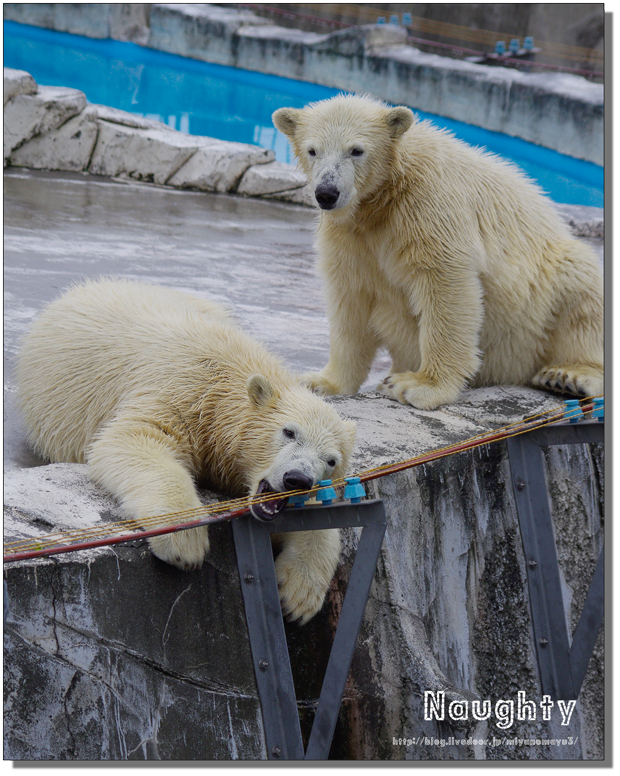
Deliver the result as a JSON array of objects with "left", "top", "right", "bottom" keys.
[
  {"left": 283, "top": 428, "right": 296, "bottom": 440},
  {"left": 350, "top": 147, "right": 364, "bottom": 157},
  {"left": 308, "top": 148, "right": 316, "bottom": 157},
  {"left": 327, "top": 458, "right": 336, "bottom": 468}
]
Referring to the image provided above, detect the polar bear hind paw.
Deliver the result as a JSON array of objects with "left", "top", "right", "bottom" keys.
[
  {"left": 378, "top": 372, "right": 459, "bottom": 411},
  {"left": 148, "top": 525, "right": 210, "bottom": 571},
  {"left": 532, "top": 365, "right": 603, "bottom": 399}
]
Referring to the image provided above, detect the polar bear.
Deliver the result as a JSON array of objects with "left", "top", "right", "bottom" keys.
[
  {"left": 273, "top": 94, "right": 604, "bottom": 410},
  {"left": 16, "top": 279, "right": 356, "bottom": 624}
]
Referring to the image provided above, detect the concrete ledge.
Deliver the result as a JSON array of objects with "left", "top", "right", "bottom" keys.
[{"left": 4, "top": 2, "right": 151, "bottom": 44}]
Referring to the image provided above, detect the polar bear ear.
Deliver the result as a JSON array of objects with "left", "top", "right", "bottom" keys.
[
  {"left": 272, "top": 108, "right": 302, "bottom": 139},
  {"left": 385, "top": 106, "right": 414, "bottom": 138},
  {"left": 247, "top": 374, "right": 279, "bottom": 409},
  {"left": 343, "top": 420, "right": 356, "bottom": 446}
]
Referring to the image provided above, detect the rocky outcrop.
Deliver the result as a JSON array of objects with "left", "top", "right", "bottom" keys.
[
  {"left": 3, "top": 84, "right": 86, "bottom": 160},
  {"left": 3, "top": 68, "right": 310, "bottom": 201},
  {"left": 3, "top": 3, "right": 151, "bottom": 44}
]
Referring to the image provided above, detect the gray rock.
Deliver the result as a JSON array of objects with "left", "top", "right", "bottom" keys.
[
  {"left": 311, "top": 23, "right": 408, "bottom": 56},
  {"left": 9, "top": 106, "right": 99, "bottom": 172},
  {"left": 3, "top": 67, "right": 37, "bottom": 106},
  {"left": 87, "top": 120, "right": 274, "bottom": 190},
  {"left": 108, "top": 3, "right": 151, "bottom": 45},
  {"left": 554, "top": 203, "right": 604, "bottom": 239},
  {"left": 237, "top": 160, "right": 307, "bottom": 197},
  {"left": 147, "top": 3, "right": 272, "bottom": 63},
  {"left": 3, "top": 85, "right": 87, "bottom": 160},
  {"left": 88, "top": 120, "right": 203, "bottom": 185},
  {"left": 88, "top": 103, "right": 177, "bottom": 133},
  {"left": 168, "top": 140, "right": 274, "bottom": 194},
  {"left": 4, "top": 3, "right": 150, "bottom": 44},
  {"left": 265, "top": 184, "right": 314, "bottom": 206},
  {"left": 4, "top": 2, "right": 111, "bottom": 38}
]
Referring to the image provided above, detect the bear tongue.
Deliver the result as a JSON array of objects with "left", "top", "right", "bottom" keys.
[{"left": 250, "top": 479, "right": 288, "bottom": 522}]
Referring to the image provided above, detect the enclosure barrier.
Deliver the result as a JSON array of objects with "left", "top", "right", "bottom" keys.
[{"left": 3, "top": 399, "right": 604, "bottom": 758}]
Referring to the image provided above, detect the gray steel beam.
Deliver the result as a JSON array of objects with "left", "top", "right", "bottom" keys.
[
  {"left": 233, "top": 499, "right": 387, "bottom": 760},
  {"left": 507, "top": 420, "right": 604, "bottom": 701}
]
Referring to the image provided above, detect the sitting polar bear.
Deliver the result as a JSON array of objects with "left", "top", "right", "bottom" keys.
[
  {"left": 16, "top": 279, "right": 356, "bottom": 624},
  {"left": 273, "top": 94, "right": 604, "bottom": 410}
]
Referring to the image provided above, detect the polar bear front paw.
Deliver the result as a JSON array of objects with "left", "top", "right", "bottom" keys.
[
  {"left": 378, "top": 371, "right": 460, "bottom": 410},
  {"left": 300, "top": 371, "right": 340, "bottom": 396},
  {"left": 148, "top": 525, "right": 210, "bottom": 571},
  {"left": 275, "top": 551, "right": 332, "bottom": 625}
]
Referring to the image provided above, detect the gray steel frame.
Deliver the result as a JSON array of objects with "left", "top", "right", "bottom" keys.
[
  {"left": 507, "top": 421, "right": 604, "bottom": 701},
  {"left": 232, "top": 499, "right": 387, "bottom": 760}
]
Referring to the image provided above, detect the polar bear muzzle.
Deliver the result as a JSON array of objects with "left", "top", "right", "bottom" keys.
[
  {"left": 315, "top": 182, "right": 340, "bottom": 210},
  {"left": 251, "top": 468, "right": 315, "bottom": 522},
  {"left": 251, "top": 478, "right": 290, "bottom": 522}
]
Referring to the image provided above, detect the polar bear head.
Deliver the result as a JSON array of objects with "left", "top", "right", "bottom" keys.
[
  {"left": 273, "top": 94, "right": 413, "bottom": 213},
  {"left": 244, "top": 374, "right": 356, "bottom": 522}
]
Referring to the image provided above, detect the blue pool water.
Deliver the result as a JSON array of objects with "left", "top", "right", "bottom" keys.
[{"left": 4, "top": 20, "right": 603, "bottom": 208}]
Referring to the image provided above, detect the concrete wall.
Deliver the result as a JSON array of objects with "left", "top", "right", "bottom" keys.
[
  {"left": 4, "top": 387, "right": 605, "bottom": 761},
  {"left": 267, "top": 4, "right": 604, "bottom": 70},
  {"left": 3, "top": 3, "right": 604, "bottom": 164}
]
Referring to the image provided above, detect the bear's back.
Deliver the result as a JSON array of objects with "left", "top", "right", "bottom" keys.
[
  {"left": 402, "top": 120, "right": 566, "bottom": 228},
  {"left": 16, "top": 280, "right": 244, "bottom": 463}
]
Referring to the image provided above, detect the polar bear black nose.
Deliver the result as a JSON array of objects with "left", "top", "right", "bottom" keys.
[
  {"left": 315, "top": 184, "right": 340, "bottom": 210},
  {"left": 283, "top": 470, "right": 314, "bottom": 492}
]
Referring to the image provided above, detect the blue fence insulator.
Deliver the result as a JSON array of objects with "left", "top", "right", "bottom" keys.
[
  {"left": 288, "top": 493, "right": 309, "bottom": 508},
  {"left": 524, "top": 36, "right": 534, "bottom": 50},
  {"left": 316, "top": 479, "right": 337, "bottom": 506},
  {"left": 344, "top": 476, "right": 366, "bottom": 504},
  {"left": 402, "top": 13, "right": 412, "bottom": 25},
  {"left": 509, "top": 38, "right": 520, "bottom": 53},
  {"left": 376, "top": 16, "right": 386, "bottom": 25},
  {"left": 389, "top": 15, "right": 400, "bottom": 25},
  {"left": 564, "top": 399, "right": 584, "bottom": 423},
  {"left": 592, "top": 397, "right": 604, "bottom": 422},
  {"left": 495, "top": 40, "right": 506, "bottom": 55}
]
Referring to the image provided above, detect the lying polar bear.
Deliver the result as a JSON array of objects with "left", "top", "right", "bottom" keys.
[{"left": 16, "top": 279, "right": 356, "bottom": 624}]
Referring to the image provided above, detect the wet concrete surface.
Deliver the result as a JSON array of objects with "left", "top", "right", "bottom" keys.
[{"left": 4, "top": 167, "right": 393, "bottom": 467}]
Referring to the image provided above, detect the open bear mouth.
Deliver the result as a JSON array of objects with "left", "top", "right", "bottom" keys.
[{"left": 250, "top": 479, "right": 289, "bottom": 522}]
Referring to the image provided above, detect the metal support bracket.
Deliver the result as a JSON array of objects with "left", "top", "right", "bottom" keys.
[
  {"left": 507, "top": 421, "right": 604, "bottom": 701},
  {"left": 232, "top": 499, "right": 387, "bottom": 760}
]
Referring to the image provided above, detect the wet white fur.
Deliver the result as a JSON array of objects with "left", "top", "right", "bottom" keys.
[
  {"left": 17, "top": 279, "right": 356, "bottom": 624},
  {"left": 273, "top": 94, "right": 603, "bottom": 410}
]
